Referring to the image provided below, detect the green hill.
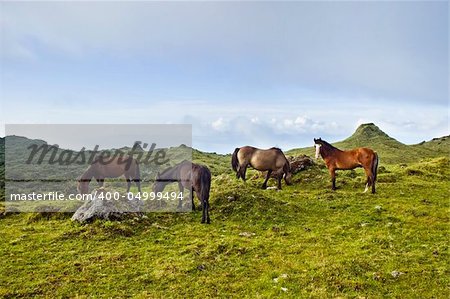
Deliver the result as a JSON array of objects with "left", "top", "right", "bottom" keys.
[
  {"left": 412, "top": 135, "right": 450, "bottom": 155},
  {"left": 1, "top": 126, "right": 450, "bottom": 297},
  {"left": 288, "top": 123, "right": 449, "bottom": 164}
]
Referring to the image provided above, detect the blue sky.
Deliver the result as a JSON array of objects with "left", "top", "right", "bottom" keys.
[{"left": 1, "top": 1, "right": 448, "bottom": 153}]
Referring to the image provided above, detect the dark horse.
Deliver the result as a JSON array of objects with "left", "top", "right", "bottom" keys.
[
  {"left": 231, "top": 146, "right": 292, "bottom": 189},
  {"left": 314, "top": 138, "right": 379, "bottom": 193},
  {"left": 153, "top": 160, "right": 211, "bottom": 224},
  {"left": 77, "top": 155, "right": 141, "bottom": 194}
]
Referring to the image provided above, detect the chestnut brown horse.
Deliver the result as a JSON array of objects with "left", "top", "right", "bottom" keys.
[
  {"left": 77, "top": 155, "right": 141, "bottom": 194},
  {"left": 314, "top": 138, "right": 379, "bottom": 193},
  {"left": 153, "top": 160, "right": 211, "bottom": 224},
  {"left": 231, "top": 146, "right": 292, "bottom": 189}
]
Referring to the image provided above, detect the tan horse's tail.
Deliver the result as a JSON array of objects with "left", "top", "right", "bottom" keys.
[{"left": 231, "top": 148, "right": 240, "bottom": 172}]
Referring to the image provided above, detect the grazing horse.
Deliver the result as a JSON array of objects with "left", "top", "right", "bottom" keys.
[
  {"left": 77, "top": 155, "right": 141, "bottom": 194},
  {"left": 153, "top": 160, "right": 211, "bottom": 224},
  {"left": 231, "top": 146, "right": 292, "bottom": 189},
  {"left": 314, "top": 138, "right": 379, "bottom": 193}
]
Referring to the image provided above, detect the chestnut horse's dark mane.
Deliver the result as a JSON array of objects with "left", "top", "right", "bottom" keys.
[
  {"left": 317, "top": 139, "right": 342, "bottom": 158},
  {"left": 319, "top": 140, "right": 339, "bottom": 151}
]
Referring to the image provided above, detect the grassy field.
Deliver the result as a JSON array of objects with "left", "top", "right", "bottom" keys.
[{"left": 0, "top": 124, "right": 449, "bottom": 298}]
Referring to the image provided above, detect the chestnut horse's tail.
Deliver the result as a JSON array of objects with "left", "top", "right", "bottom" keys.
[
  {"left": 372, "top": 152, "right": 379, "bottom": 191},
  {"left": 372, "top": 152, "right": 379, "bottom": 181},
  {"left": 231, "top": 148, "right": 240, "bottom": 172}
]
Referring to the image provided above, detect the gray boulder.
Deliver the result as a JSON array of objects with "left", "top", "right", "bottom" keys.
[
  {"left": 71, "top": 189, "right": 144, "bottom": 223},
  {"left": 254, "top": 155, "right": 315, "bottom": 179},
  {"left": 288, "top": 155, "right": 315, "bottom": 174}
]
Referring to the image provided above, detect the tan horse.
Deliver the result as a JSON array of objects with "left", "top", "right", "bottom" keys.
[
  {"left": 314, "top": 138, "right": 379, "bottom": 193},
  {"left": 231, "top": 146, "right": 292, "bottom": 189},
  {"left": 77, "top": 155, "right": 141, "bottom": 194}
]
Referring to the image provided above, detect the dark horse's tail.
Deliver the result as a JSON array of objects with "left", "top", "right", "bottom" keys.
[
  {"left": 231, "top": 148, "right": 240, "bottom": 172},
  {"left": 371, "top": 152, "right": 379, "bottom": 193},
  {"left": 199, "top": 166, "right": 211, "bottom": 224}
]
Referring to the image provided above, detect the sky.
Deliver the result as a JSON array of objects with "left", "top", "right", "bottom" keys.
[{"left": 1, "top": 1, "right": 448, "bottom": 153}]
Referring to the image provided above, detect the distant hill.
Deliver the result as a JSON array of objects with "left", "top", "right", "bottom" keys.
[
  {"left": 0, "top": 124, "right": 448, "bottom": 184},
  {"left": 412, "top": 135, "right": 450, "bottom": 154},
  {"left": 287, "top": 123, "right": 449, "bottom": 164}
]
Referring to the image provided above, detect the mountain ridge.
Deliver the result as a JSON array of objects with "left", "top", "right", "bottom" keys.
[
  {"left": 287, "top": 123, "right": 449, "bottom": 164},
  {"left": 0, "top": 123, "right": 449, "bottom": 166}
]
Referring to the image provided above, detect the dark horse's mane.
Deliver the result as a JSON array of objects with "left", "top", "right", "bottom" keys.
[
  {"left": 270, "top": 147, "right": 283, "bottom": 152},
  {"left": 159, "top": 160, "right": 190, "bottom": 176}
]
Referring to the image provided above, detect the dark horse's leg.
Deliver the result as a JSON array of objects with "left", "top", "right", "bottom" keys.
[
  {"left": 177, "top": 182, "right": 184, "bottom": 210},
  {"left": 262, "top": 170, "right": 272, "bottom": 189},
  {"left": 202, "top": 199, "right": 210, "bottom": 224},
  {"left": 200, "top": 188, "right": 210, "bottom": 224},
  {"left": 96, "top": 178, "right": 104, "bottom": 188},
  {"left": 126, "top": 176, "right": 132, "bottom": 193},
  {"left": 190, "top": 187, "right": 196, "bottom": 211},
  {"left": 134, "top": 178, "right": 141, "bottom": 193}
]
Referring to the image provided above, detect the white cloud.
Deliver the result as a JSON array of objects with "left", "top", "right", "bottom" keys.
[{"left": 211, "top": 117, "right": 228, "bottom": 131}]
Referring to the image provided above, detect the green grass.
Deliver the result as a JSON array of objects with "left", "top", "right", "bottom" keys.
[{"left": 1, "top": 157, "right": 449, "bottom": 298}]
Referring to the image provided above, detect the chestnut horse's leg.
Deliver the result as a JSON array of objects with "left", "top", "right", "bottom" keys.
[
  {"left": 363, "top": 168, "right": 372, "bottom": 193},
  {"left": 262, "top": 170, "right": 272, "bottom": 189},
  {"left": 329, "top": 168, "right": 337, "bottom": 191}
]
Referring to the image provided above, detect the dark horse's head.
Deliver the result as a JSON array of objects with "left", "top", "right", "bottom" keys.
[
  {"left": 77, "top": 177, "right": 90, "bottom": 194},
  {"left": 153, "top": 170, "right": 177, "bottom": 193},
  {"left": 153, "top": 172, "right": 166, "bottom": 194}
]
